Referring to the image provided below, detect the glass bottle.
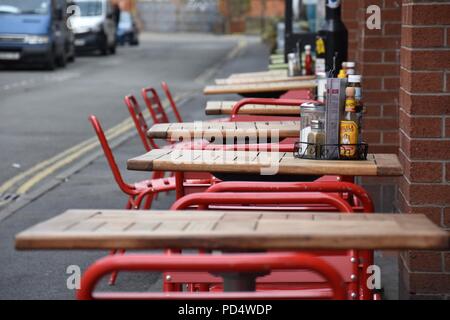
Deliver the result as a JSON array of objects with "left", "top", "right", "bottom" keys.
[
  {"left": 348, "top": 75, "right": 363, "bottom": 143},
  {"left": 307, "top": 120, "right": 326, "bottom": 157},
  {"left": 340, "top": 87, "right": 359, "bottom": 159},
  {"left": 304, "top": 45, "right": 313, "bottom": 75}
]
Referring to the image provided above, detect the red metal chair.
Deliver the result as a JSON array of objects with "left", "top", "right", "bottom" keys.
[
  {"left": 161, "top": 81, "right": 183, "bottom": 123},
  {"left": 165, "top": 192, "right": 361, "bottom": 299},
  {"left": 202, "top": 180, "right": 375, "bottom": 299},
  {"left": 90, "top": 115, "right": 176, "bottom": 210},
  {"left": 141, "top": 86, "right": 171, "bottom": 124},
  {"left": 204, "top": 181, "right": 374, "bottom": 213},
  {"left": 77, "top": 252, "right": 347, "bottom": 300},
  {"left": 90, "top": 115, "right": 179, "bottom": 285}
]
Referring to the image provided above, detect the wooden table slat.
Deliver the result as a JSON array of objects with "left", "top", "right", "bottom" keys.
[
  {"left": 127, "top": 150, "right": 403, "bottom": 177},
  {"left": 205, "top": 101, "right": 301, "bottom": 116},
  {"left": 147, "top": 121, "right": 300, "bottom": 140},
  {"left": 214, "top": 75, "right": 316, "bottom": 86},
  {"left": 204, "top": 80, "right": 317, "bottom": 95},
  {"left": 15, "top": 210, "right": 449, "bottom": 251}
]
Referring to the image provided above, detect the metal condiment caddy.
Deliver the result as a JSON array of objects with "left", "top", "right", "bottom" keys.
[
  {"left": 295, "top": 64, "right": 369, "bottom": 161},
  {"left": 293, "top": 141, "right": 369, "bottom": 160}
]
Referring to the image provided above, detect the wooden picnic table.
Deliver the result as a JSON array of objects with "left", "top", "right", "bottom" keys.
[
  {"left": 203, "top": 80, "right": 316, "bottom": 97},
  {"left": 15, "top": 210, "right": 448, "bottom": 251},
  {"left": 205, "top": 101, "right": 300, "bottom": 116},
  {"left": 147, "top": 121, "right": 300, "bottom": 140},
  {"left": 214, "top": 75, "right": 315, "bottom": 86},
  {"left": 127, "top": 149, "right": 403, "bottom": 177}
]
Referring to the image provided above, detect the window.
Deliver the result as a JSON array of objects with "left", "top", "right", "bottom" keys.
[{"left": 0, "top": 0, "right": 51, "bottom": 15}]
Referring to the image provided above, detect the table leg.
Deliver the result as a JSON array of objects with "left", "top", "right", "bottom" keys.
[
  {"left": 175, "top": 172, "right": 185, "bottom": 199},
  {"left": 214, "top": 272, "right": 269, "bottom": 292}
]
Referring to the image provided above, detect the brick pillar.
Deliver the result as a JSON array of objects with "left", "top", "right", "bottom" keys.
[
  {"left": 398, "top": 0, "right": 450, "bottom": 299},
  {"left": 344, "top": 1, "right": 402, "bottom": 212},
  {"left": 357, "top": 0, "right": 402, "bottom": 154}
]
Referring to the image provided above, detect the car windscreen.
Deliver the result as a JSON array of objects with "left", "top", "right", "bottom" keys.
[
  {"left": 75, "top": 1, "right": 103, "bottom": 17},
  {"left": 0, "top": 0, "right": 50, "bottom": 15}
]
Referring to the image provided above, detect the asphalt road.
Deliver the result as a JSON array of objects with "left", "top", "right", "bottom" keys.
[{"left": 0, "top": 33, "right": 269, "bottom": 299}]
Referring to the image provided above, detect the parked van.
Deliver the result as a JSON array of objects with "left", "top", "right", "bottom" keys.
[
  {"left": 0, "top": 0, "right": 75, "bottom": 70},
  {"left": 71, "top": 0, "right": 117, "bottom": 55}
]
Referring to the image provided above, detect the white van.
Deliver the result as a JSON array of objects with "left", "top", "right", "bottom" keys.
[{"left": 71, "top": 0, "right": 117, "bottom": 55}]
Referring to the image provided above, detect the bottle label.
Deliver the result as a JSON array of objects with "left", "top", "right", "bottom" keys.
[
  {"left": 316, "top": 38, "right": 325, "bottom": 55},
  {"left": 340, "top": 121, "right": 358, "bottom": 157},
  {"left": 345, "top": 98, "right": 356, "bottom": 112}
]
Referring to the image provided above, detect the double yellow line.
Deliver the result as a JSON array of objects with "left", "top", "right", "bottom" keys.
[
  {"left": 0, "top": 117, "right": 134, "bottom": 203},
  {"left": 0, "top": 95, "right": 182, "bottom": 205}
]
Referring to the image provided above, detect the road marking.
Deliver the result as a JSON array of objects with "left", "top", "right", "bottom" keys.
[
  {"left": 0, "top": 37, "right": 241, "bottom": 207},
  {"left": 0, "top": 94, "right": 187, "bottom": 200},
  {"left": 16, "top": 121, "right": 134, "bottom": 194},
  {"left": 0, "top": 137, "right": 96, "bottom": 195},
  {"left": 1, "top": 72, "right": 80, "bottom": 92}
]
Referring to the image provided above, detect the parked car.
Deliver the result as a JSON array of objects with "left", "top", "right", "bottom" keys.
[
  {"left": 116, "top": 11, "right": 139, "bottom": 46},
  {"left": 0, "top": 0, "right": 76, "bottom": 70},
  {"left": 71, "top": 0, "right": 117, "bottom": 55}
]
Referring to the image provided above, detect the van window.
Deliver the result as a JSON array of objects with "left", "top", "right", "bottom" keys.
[
  {"left": 0, "top": 0, "right": 50, "bottom": 15},
  {"left": 75, "top": 1, "right": 103, "bottom": 17}
]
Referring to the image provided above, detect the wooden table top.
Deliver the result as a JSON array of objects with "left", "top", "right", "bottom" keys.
[
  {"left": 215, "top": 75, "right": 315, "bottom": 86},
  {"left": 147, "top": 121, "right": 300, "bottom": 140},
  {"left": 203, "top": 80, "right": 317, "bottom": 95},
  {"left": 205, "top": 101, "right": 301, "bottom": 116},
  {"left": 227, "top": 70, "right": 287, "bottom": 79},
  {"left": 15, "top": 210, "right": 448, "bottom": 251},
  {"left": 127, "top": 149, "right": 403, "bottom": 177}
]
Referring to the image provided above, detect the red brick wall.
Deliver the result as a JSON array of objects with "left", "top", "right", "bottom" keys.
[
  {"left": 344, "top": 0, "right": 402, "bottom": 154},
  {"left": 248, "top": 0, "right": 285, "bottom": 18},
  {"left": 398, "top": 0, "right": 450, "bottom": 299},
  {"left": 342, "top": 0, "right": 359, "bottom": 62}
]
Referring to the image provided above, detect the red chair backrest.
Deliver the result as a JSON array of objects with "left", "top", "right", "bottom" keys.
[
  {"left": 161, "top": 81, "right": 183, "bottom": 123},
  {"left": 141, "top": 87, "right": 170, "bottom": 124},
  {"left": 170, "top": 192, "right": 353, "bottom": 213},
  {"left": 89, "top": 115, "right": 134, "bottom": 195},
  {"left": 77, "top": 253, "right": 347, "bottom": 300},
  {"left": 204, "top": 181, "right": 374, "bottom": 213},
  {"left": 124, "top": 95, "right": 158, "bottom": 151}
]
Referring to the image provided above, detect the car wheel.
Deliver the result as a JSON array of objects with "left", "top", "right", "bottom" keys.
[
  {"left": 45, "top": 49, "right": 57, "bottom": 70},
  {"left": 56, "top": 51, "right": 67, "bottom": 68},
  {"left": 109, "top": 40, "right": 117, "bottom": 55},
  {"left": 100, "top": 35, "right": 109, "bottom": 56},
  {"left": 67, "top": 46, "right": 76, "bottom": 62},
  {"left": 67, "top": 53, "right": 75, "bottom": 63},
  {"left": 131, "top": 35, "right": 139, "bottom": 46}
]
